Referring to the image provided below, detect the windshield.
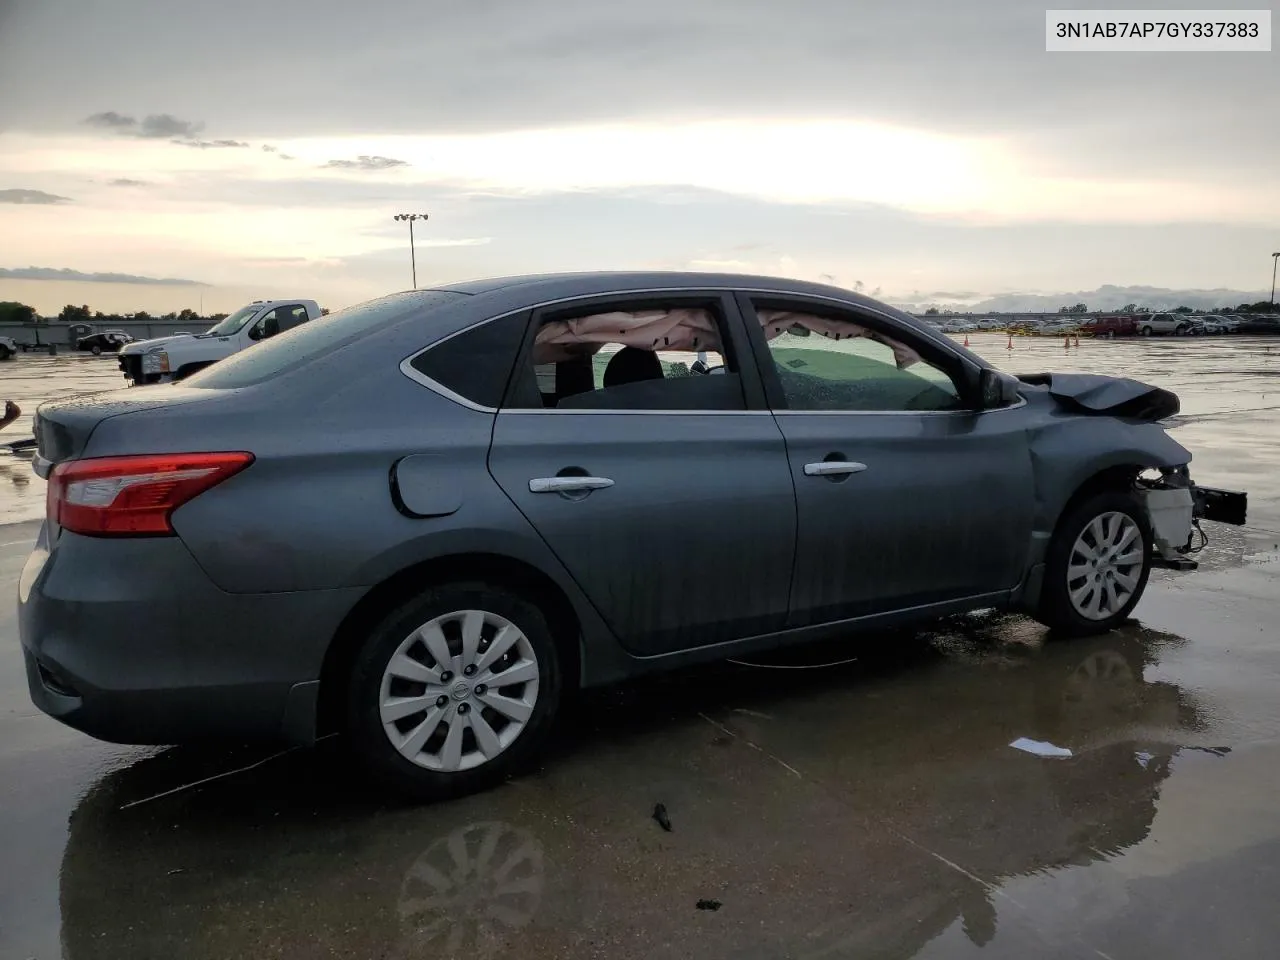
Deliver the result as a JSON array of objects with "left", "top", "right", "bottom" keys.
[{"left": 204, "top": 305, "right": 261, "bottom": 337}]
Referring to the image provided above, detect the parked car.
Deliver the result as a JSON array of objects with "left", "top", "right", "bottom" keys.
[
  {"left": 1077, "top": 316, "right": 1137, "bottom": 339},
  {"left": 1191, "top": 317, "right": 1229, "bottom": 335},
  {"left": 75, "top": 331, "right": 134, "bottom": 355},
  {"left": 0, "top": 335, "right": 15, "bottom": 360},
  {"left": 117, "top": 299, "right": 322, "bottom": 385},
  {"left": 1036, "top": 319, "right": 1080, "bottom": 335},
  {"left": 19, "top": 272, "right": 1247, "bottom": 800},
  {"left": 1135, "top": 313, "right": 1191, "bottom": 336}
]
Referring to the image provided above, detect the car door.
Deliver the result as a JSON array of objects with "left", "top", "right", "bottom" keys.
[
  {"left": 738, "top": 293, "right": 1036, "bottom": 629},
  {"left": 486, "top": 291, "right": 797, "bottom": 657}
]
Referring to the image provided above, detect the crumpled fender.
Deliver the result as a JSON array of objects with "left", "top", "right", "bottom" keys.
[
  {"left": 1025, "top": 412, "right": 1191, "bottom": 537},
  {"left": 1017, "top": 372, "right": 1179, "bottom": 421}
]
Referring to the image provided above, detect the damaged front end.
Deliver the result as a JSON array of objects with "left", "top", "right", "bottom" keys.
[
  {"left": 1017, "top": 370, "right": 1248, "bottom": 573},
  {"left": 1136, "top": 466, "right": 1247, "bottom": 571}
]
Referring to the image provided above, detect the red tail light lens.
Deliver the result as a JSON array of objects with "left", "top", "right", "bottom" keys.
[{"left": 47, "top": 452, "right": 254, "bottom": 536}]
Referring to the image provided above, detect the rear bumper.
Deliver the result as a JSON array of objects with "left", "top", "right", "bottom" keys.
[{"left": 18, "top": 526, "right": 363, "bottom": 745}]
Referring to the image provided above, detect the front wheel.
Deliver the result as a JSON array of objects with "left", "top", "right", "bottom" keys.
[
  {"left": 1140, "top": 326, "right": 1153, "bottom": 336},
  {"left": 91, "top": 344, "right": 103, "bottom": 355},
  {"left": 1036, "top": 490, "right": 1152, "bottom": 636},
  {"left": 346, "top": 582, "right": 563, "bottom": 801}
]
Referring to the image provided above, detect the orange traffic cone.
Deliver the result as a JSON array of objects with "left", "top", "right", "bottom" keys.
[
  {"left": 1074, "top": 333, "right": 1081, "bottom": 347},
  {"left": 1006, "top": 333, "right": 1013, "bottom": 350},
  {"left": 1064, "top": 334, "right": 1070, "bottom": 349},
  {"left": 963, "top": 334, "right": 969, "bottom": 347}
]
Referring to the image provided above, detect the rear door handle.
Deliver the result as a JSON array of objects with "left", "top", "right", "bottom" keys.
[
  {"left": 803, "top": 461, "right": 868, "bottom": 477},
  {"left": 529, "top": 476, "right": 615, "bottom": 493}
]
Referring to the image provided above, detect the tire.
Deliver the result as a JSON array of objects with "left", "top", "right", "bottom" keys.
[
  {"left": 346, "top": 582, "right": 563, "bottom": 801},
  {"left": 91, "top": 344, "right": 102, "bottom": 355},
  {"left": 1036, "top": 490, "right": 1152, "bottom": 637},
  {"left": 1140, "top": 326, "right": 1153, "bottom": 336}
]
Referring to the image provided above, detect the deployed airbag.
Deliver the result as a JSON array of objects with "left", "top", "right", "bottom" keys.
[{"left": 1017, "top": 372, "right": 1179, "bottom": 421}]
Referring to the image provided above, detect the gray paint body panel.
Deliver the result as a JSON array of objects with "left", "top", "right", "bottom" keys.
[{"left": 488, "top": 410, "right": 797, "bottom": 655}]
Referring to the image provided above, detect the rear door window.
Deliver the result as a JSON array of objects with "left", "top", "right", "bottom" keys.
[{"left": 504, "top": 297, "right": 746, "bottom": 411}]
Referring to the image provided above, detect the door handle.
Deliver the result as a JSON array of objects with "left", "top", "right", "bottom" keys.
[
  {"left": 529, "top": 476, "right": 615, "bottom": 494},
  {"left": 803, "top": 461, "right": 868, "bottom": 477}
]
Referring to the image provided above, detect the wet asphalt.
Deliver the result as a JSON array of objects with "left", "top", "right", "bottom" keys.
[{"left": 2, "top": 335, "right": 1280, "bottom": 959}]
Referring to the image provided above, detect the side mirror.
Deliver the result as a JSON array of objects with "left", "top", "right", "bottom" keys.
[
  {"left": 246, "top": 324, "right": 262, "bottom": 341},
  {"left": 978, "top": 368, "right": 1020, "bottom": 410}
]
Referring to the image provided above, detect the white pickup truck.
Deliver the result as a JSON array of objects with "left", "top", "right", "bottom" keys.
[
  {"left": 118, "top": 299, "right": 321, "bottom": 385},
  {"left": 0, "top": 335, "right": 16, "bottom": 360}
]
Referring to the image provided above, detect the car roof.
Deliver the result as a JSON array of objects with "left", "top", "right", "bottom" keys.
[{"left": 427, "top": 270, "right": 884, "bottom": 307}]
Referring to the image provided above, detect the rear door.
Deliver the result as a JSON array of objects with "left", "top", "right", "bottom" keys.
[
  {"left": 739, "top": 294, "right": 1036, "bottom": 628},
  {"left": 486, "top": 291, "right": 797, "bottom": 656}
]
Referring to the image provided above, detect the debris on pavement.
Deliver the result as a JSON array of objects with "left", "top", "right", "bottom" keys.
[
  {"left": 652, "top": 802, "right": 672, "bottom": 832},
  {"left": 1135, "top": 751, "right": 1155, "bottom": 769},
  {"left": 696, "top": 899, "right": 723, "bottom": 912},
  {"left": 1010, "top": 737, "right": 1073, "bottom": 759}
]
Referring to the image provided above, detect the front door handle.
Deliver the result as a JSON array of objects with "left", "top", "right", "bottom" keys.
[
  {"left": 529, "top": 476, "right": 615, "bottom": 494},
  {"left": 803, "top": 461, "right": 868, "bottom": 477}
]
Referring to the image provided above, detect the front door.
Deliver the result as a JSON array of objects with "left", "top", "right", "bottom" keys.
[
  {"left": 741, "top": 295, "right": 1036, "bottom": 627},
  {"left": 487, "top": 293, "right": 796, "bottom": 656}
]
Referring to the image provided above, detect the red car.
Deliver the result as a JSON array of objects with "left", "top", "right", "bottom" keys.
[{"left": 1078, "top": 315, "right": 1138, "bottom": 338}]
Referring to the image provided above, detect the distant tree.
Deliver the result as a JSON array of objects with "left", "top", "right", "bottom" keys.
[
  {"left": 924, "top": 307, "right": 939, "bottom": 316},
  {"left": 58, "top": 304, "right": 92, "bottom": 324},
  {"left": 208, "top": 313, "right": 228, "bottom": 323},
  {"left": 1134, "top": 306, "right": 1151, "bottom": 313},
  {"left": 1172, "top": 306, "right": 1194, "bottom": 314},
  {"left": 1060, "top": 303, "right": 1088, "bottom": 314},
  {"left": 0, "top": 301, "right": 38, "bottom": 324},
  {"left": 178, "top": 308, "right": 200, "bottom": 323},
  {"left": 133, "top": 311, "right": 153, "bottom": 322},
  {"left": 1120, "top": 303, "right": 1138, "bottom": 313}
]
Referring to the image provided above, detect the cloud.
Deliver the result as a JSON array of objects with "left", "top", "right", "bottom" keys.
[
  {"left": 261, "top": 144, "right": 278, "bottom": 153},
  {"left": 173, "top": 138, "right": 250, "bottom": 149},
  {"left": 324, "top": 155, "right": 409, "bottom": 171},
  {"left": 0, "top": 266, "right": 206, "bottom": 286},
  {"left": 83, "top": 111, "right": 205, "bottom": 139},
  {"left": 83, "top": 110, "right": 137, "bottom": 131},
  {"left": 0, "top": 188, "right": 71, "bottom": 204},
  {"left": 108, "top": 178, "right": 149, "bottom": 187},
  {"left": 136, "top": 113, "right": 203, "bottom": 139}
]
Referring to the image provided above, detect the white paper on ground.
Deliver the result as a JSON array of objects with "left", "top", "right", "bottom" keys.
[{"left": 1010, "top": 737, "right": 1073, "bottom": 759}]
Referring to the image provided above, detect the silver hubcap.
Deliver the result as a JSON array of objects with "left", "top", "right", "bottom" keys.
[
  {"left": 379, "top": 609, "right": 540, "bottom": 772},
  {"left": 1067, "top": 511, "right": 1144, "bottom": 620}
]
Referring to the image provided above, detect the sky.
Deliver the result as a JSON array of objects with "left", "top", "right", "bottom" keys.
[{"left": 0, "top": 0, "right": 1276, "bottom": 315}]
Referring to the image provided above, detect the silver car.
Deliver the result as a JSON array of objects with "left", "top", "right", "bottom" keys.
[{"left": 18, "top": 272, "right": 1246, "bottom": 799}]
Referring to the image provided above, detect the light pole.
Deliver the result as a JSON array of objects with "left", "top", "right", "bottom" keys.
[
  {"left": 393, "top": 213, "right": 429, "bottom": 289},
  {"left": 1271, "top": 252, "right": 1279, "bottom": 309}
]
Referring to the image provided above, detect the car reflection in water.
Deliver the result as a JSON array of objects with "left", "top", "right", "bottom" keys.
[{"left": 57, "top": 618, "right": 1209, "bottom": 960}]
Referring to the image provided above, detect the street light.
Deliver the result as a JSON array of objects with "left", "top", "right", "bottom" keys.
[
  {"left": 1271, "top": 252, "right": 1280, "bottom": 309},
  {"left": 393, "top": 213, "right": 429, "bottom": 289}
]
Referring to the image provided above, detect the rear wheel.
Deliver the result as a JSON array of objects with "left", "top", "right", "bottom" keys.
[
  {"left": 1036, "top": 491, "right": 1152, "bottom": 636},
  {"left": 91, "top": 344, "right": 103, "bottom": 355},
  {"left": 346, "top": 582, "right": 563, "bottom": 801},
  {"left": 1140, "top": 326, "right": 1153, "bottom": 336}
]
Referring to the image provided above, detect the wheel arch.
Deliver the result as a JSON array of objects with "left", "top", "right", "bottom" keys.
[{"left": 315, "top": 551, "right": 585, "bottom": 737}]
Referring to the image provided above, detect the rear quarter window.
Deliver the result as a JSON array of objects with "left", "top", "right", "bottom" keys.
[
  {"left": 184, "top": 291, "right": 463, "bottom": 389},
  {"left": 408, "top": 312, "right": 530, "bottom": 409}
]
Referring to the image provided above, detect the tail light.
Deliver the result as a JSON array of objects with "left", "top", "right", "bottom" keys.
[{"left": 47, "top": 452, "right": 254, "bottom": 536}]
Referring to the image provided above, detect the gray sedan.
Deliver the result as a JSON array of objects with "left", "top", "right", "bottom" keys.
[{"left": 17, "top": 272, "right": 1245, "bottom": 799}]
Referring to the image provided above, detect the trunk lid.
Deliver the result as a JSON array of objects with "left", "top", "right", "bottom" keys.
[{"left": 33, "top": 386, "right": 211, "bottom": 474}]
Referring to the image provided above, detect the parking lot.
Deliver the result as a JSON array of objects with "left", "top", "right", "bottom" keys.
[{"left": 3, "top": 333, "right": 1280, "bottom": 958}]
